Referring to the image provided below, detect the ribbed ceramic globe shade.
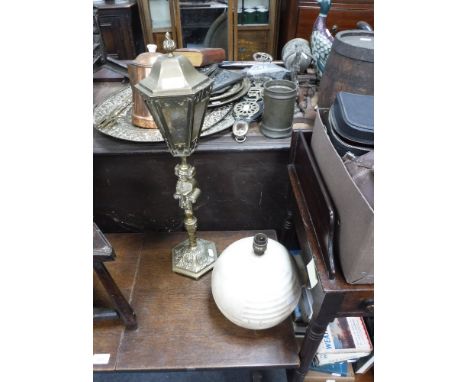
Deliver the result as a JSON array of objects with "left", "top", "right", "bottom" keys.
[{"left": 211, "top": 234, "right": 301, "bottom": 330}]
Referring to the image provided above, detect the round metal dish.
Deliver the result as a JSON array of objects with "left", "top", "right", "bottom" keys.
[
  {"left": 94, "top": 86, "right": 234, "bottom": 142},
  {"left": 210, "top": 81, "right": 243, "bottom": 101},
  {"left": 202, "top": 113, "right": 235, "bottom": 136},
  {"left": 208, "top": 78, "right": 251, "bottom": 108},
  {"left": 211, "top": 84, "right": 232, "bottom": 95}
]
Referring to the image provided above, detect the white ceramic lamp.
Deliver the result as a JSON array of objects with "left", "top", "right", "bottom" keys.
[{"left": 211, "top": 233, "right": 301, "bottom": 330}]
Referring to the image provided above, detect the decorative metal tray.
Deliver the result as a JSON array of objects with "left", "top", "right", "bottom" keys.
[
  {"left": 94, "top": 86, "right": 234, "bottom": 143},
  {"left": 208, "top": 78, "right": 251, "bottom": 108}
]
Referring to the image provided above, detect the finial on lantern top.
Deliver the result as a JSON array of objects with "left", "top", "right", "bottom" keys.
[{"left": 163, "top": 32, "right": 176, "bottom": 56}]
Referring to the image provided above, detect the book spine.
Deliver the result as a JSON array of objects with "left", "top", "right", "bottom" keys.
[
  {"left": 349, "top": 317, "right": 373, "bottom": 351},
  {"left": 200, "top": 49, "right": 226, "bottom": 66},
  {"left": 314, "top": 352, "right": 369, "bottom": 366}
]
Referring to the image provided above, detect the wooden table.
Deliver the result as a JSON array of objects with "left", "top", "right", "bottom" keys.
[
  {"left": 286, "top": 130, "right": 374, "bottom": 382},
  {"left": 93, "top": 230, "right": 299, "bottom": 373}
]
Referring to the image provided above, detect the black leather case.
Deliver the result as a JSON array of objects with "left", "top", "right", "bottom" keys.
[
  {"left": 331, "top": 92, "right": 374, "bottom": 146},
  {"left": 328, "top": 107, "right": 372, "bottom": 157}
]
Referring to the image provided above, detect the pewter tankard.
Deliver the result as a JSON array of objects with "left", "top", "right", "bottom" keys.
[{"left": 260, "top": 80, "right": 298, "bottom": 138}]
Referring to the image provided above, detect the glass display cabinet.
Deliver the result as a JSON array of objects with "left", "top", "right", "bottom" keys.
[
  {"left": 178, "top": 0, "right": 229, "bottom": 52},
  {"left": 237, "top": 0, "right": 270, "bottom": 25},
  {"left": 137, "top": 0, "right": 279, "bottom": 60},
  {"left": 233, "top": 0, "right": 279, "bottom": 60}
]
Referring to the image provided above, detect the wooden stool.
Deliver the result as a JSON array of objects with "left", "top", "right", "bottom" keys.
[{"left": 93, "top": 223, "right": 137, "bottom": 330}]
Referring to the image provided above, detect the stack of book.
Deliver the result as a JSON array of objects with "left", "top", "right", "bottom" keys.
[
  {"left": 312, "top": 317, "right": 373, "bottom": 366},
  {"left": 293, "top": 312, "right": 373, "bottom": 381}
]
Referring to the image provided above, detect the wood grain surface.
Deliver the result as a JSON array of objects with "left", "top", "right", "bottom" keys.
[
  {"left": 237, "top": 29, "right": 269, "bottom": 61},
  {"left": 356, "top": 367, "right": 374, "bottom": 382},
  {"left": 94, "top": 231, "right": 299, "bottom": 372},
  {"left": 277, "top": 1, "right": 374, "bottom": 57}
]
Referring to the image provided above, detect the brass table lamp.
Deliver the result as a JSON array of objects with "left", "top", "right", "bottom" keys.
[{"left": 135, "top": 33, "right": 217, "bottom": 280}]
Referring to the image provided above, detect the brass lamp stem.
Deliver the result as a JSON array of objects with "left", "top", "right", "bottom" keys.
[
  {"left": 172, "top": 156, "right": 217, "bottom": 279},
  {"left": 174, "top": 156, "right": 201, "bottom": 249},
  {"left": 184, "top": 210, "right": 198, "bottom": 249}
]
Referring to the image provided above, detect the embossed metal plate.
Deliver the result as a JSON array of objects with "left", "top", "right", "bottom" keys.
[
  {"left": 201, "top": 113, "right": 235, "bottom": 136},
  {"left": 94, "top": 86, "right": 234, "bottom": 142}
]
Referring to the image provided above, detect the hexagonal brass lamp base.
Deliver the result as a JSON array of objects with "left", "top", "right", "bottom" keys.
[{"left": 172, "top": 238, "right": 218, "bottom": 280}]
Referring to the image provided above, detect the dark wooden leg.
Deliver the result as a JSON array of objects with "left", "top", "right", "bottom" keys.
[
  {"left": 287, "top": 292, "right": 343, "bottom": 382},
  {"left": 93, "top": 260, "right": 137, "bottom": 330}
]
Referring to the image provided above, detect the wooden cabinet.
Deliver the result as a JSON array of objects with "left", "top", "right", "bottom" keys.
[
  {"left": 234, "top": 0, "right": 280, "bottom": 60},
  {"left": 278, "top": 0, "right": 374, "bottom": 57},
  {"left": 94, "top": 0, "right": 144, "bottom": 60},
  {"left": 237, "top": 26, "right": 270, "bottom": 60},
  {"left": 137, "top": 0, "right": 280, "bottom": 60}
]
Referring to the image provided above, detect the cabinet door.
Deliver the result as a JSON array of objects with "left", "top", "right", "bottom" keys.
[
  {"left": 137, "top": 0, "right": 178, "bottom": 48},
  {"left": 99, "top": 16, "right": 128, "bottom": 59},
  {"left": 278, "top": 1, "right": 373, "bottom": 56},
  {"left": 172, "top": 0, "right": 233, "bottom": 59},
  {"left": 233, "top": 0, "right": 279, "bottom": 60},
  {"left": 296, "top": 1, "right": 374, "bottom": 40},
  {"left": 236, "top": 0, "right": 271, "bottom": 25},
  {"left": 237, "top": 28, "right": 269, "bottom": 61}
]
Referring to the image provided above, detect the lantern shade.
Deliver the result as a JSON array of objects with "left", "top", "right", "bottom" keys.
[{"left": 135, "top": 54, "right": 213, "bottom": 157}]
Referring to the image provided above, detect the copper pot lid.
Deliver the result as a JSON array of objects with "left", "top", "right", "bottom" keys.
[{"left": 132, "top": 44, "right": 163, "bottom": 67}]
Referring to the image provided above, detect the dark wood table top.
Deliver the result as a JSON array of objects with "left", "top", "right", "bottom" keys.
[{"left": 94, "top": 231, "right": 300, "bottom": 372}]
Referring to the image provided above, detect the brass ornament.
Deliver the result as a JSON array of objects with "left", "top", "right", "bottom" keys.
[{"left": 172, "top": 157, "right": 217, "bottom": 279}]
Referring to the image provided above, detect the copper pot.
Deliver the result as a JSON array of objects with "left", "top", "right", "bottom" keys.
[{"left": 128, "top": 44, "right": 163, "bottom": 129}]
